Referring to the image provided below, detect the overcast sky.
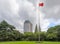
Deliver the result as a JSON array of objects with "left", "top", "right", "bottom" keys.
[{"left": 0, "top": 0, "right": 60, "bottom": 32}]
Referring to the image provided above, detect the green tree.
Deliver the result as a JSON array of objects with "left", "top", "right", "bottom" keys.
[
  {"left": 46, "top": 33, "right": 57, "bottom": 41},
  {"left": 0, "top": 20, "right": 15, "bottom": 30},
  {"left": 40, "top": 32, "right": 47, "bottom": 41},
  {"left": 47, "top": 25, "right": 60, "bottom": 41},
  {"left": 0, "top": 20, "right": 22, "bottom": 41}
]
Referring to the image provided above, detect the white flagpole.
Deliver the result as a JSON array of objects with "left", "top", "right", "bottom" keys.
[
  {"left": 36, "top": 0, "right": 45, "bottom": 42},
  {"left": 35, "top": 0, "right": 45, "bottom": 42},
  {"left": 36, "top": 0, "right": 41, "bottom": 42}
]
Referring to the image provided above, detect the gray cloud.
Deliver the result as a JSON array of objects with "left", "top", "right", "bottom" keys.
[
  {"left": 0, "top": 0, "right": 60, "bottom": 32},
  {"left": 0, "top": 0, "right": 37, "bottom": 32},
  {"left": 42, "top": 0, "right": 60, "bottom": 19},
  {"left": 46, "top": 0, "right": 60, "bottom": 7}
]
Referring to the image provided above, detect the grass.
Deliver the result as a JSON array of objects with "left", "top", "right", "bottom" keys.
[{"left": 0, "top": 41, "right": 60, "bottom": 44}]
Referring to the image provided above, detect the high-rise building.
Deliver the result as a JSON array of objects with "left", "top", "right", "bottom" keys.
[{"left": 24, "top": 20, "right": 32, "bottom": 32}]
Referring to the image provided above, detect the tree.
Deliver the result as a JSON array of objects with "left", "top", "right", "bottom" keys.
[
  {"left": 0, "top": 20, "right": 21, "bottom": 41},
  {"left": 40, "top": 32, "right": 47, "bottom": 41},
  {"left": 0, "top": 20, "right": 15, "bottom": 30},
  {"left": 23, "top": 32, "right": 34, "bottom": 41},
  {"left": 46, "top": 33, "right": 57, "bottom": 41},
  {"left": 47, "top": 25, "right": 60, "bottom": 41}
]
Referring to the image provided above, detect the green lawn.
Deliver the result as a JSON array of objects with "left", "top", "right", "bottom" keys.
[{"left": 0, "top": 41, "right": 60, "bottom": 44}]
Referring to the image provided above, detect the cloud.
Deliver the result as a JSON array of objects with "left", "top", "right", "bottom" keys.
[
  {"left": 34, "top": 0, "right": 60, "bottom": 31},
  {"left": 43, "top": 0, "right": 60, "bottom": 19},
  {"left": 0, "top": 0, "right": 37, "bottom": 32},
  {"left": 0, "top": 0, "right": 21, "bottom": 31},
  {"left": 37, "top": 10, "right": 50, "bottom": 31},
  {"left": 18, "top": 0, "right": 37, "bottom": 32},
  {"left": 42, "top": 0, "right": 60, "bottom": 30},
  {"left": 0, "top": 0, "right": 60, "bottom": 32}
]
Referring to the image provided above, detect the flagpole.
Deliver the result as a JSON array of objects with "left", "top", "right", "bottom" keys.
[
  {"left": 37, "top": 0, "right": 44, "bottom": 42},
  {"left": 36, "top": 0, "right": 41, "bottom": 42}
]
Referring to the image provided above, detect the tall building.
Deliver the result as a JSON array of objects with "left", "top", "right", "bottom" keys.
[{"left": 24, "top": 20, "right": 32, "bottom": 32}]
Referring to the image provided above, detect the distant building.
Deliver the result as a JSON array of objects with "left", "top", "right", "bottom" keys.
[{"left": 24, "top": 20, "right": 32, "bottom": 32}]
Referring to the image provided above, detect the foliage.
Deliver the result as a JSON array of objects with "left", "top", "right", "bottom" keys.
[
  {"left": 47, "top": 25, "right": 60, "bottom": 41},
  {"left": 0, "top": 20, "right": 60, "bottom": 41},
  {"left": 0, "top": 20, "right": 21, "bottom": 41}
]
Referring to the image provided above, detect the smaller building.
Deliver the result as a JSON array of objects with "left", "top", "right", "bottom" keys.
[{"left": 24, "top": 20, "right": 32, "bottom": 32}]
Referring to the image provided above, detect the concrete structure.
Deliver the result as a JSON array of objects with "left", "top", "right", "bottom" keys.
[{"left": 24, "top": 20, "right": 32, "bottom": 32}]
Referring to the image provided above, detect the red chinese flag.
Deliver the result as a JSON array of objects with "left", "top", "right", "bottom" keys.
[{"left": 39, "top": 2, "right": 44, "bottom": 7}]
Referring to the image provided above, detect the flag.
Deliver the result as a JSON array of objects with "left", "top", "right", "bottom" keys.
[{"left": 39, "top": 2, "right": 44, "bottom": 7}]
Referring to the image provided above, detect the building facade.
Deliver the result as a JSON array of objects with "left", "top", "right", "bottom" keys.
[{"left": 24, "top": 20, "right": 32, "bottom": 32}]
